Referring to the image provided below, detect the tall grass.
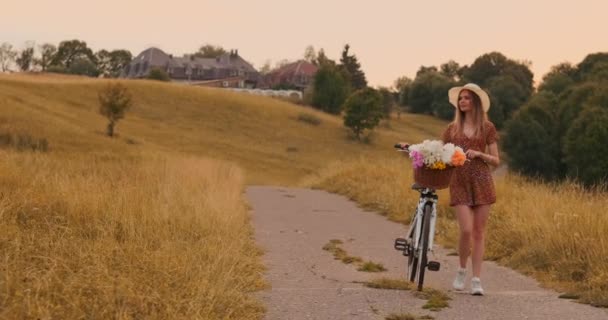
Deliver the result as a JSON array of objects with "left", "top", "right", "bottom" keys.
[
  {"left": 0, "top": 150, "right": 264, "bottom": 319},
  {"left": 306, "top": 160, "right": 608, "bottom": 307}
]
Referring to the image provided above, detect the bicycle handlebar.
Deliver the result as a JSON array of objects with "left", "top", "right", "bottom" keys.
[{"left": 394, "top": 143, "right": 410, "bottom": 151}]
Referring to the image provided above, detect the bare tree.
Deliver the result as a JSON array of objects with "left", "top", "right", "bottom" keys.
[
  {"left": 304, "top": 45, "right": 316, "bottom": 63},
  {"left": 0, "top": 42, "right": 17, "bottom": 72}
]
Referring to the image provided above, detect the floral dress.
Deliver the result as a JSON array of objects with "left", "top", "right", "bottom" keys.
[{"left": 442, "top": 120, "right": 498, "bottom": 207}]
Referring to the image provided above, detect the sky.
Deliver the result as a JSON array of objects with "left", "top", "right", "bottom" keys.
[{"left": 2, "top": 0, "right": 607, "bottom": 87}]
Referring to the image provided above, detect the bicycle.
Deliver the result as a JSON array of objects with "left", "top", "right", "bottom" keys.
[{"left": 393, "top": 143, "right": 442, "bottom": 291}]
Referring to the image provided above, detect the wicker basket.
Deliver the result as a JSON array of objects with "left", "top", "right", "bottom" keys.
[{"left": 413, "top": 166, "right": 455, "bottom": 190}]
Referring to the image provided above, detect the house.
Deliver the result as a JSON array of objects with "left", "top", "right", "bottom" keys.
[
  {"left": 261, "top": 60, "right": 318, "bottom": 90},
  {"left": 122, "top": 47, "right": 260, "bottom": 88}
]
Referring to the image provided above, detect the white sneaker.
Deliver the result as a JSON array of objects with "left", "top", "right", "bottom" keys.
[
  {"left": 471, "top": 277, "right": 484, "bottom": 296},
  {"left": 452, "top": 268, "right": 466, "bottom": 290}
]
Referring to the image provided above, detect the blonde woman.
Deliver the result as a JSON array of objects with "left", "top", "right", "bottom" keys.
[{"left": 442, "top": 83, "right": 500, "bottom": 296}]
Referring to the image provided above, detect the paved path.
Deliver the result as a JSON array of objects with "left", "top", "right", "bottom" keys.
[{"left": 248, "top": 186, "right": 608, "bottom": 320}]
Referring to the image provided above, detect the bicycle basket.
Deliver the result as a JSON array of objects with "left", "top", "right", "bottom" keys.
[{"left": 413, "top": 166, "right": 455, "bottom": 190}]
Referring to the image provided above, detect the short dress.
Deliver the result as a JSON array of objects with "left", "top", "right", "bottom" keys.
[{"left": 442, "top": 120, "right": 498, "bottom": 207}]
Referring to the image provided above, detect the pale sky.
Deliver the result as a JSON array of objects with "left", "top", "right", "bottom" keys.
[{"left": 2, "top": 0, "right": 607, "bottom": 87}]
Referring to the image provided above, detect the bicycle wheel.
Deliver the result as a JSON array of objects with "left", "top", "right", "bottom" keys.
[
  {"left": 407, "top": 215, "right": 419, "bottom": 282},
  {"left": 416, "top": 203, "right": 433, "bottom": 291}
]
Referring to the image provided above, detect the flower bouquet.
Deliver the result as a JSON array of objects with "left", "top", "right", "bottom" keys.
[{"left": 407, "top": 140, "right": 467, "bottom": 189}]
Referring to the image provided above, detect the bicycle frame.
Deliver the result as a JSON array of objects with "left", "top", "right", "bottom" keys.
[{"left": 407, "top": 188, "right": 438, "bottom": 254}]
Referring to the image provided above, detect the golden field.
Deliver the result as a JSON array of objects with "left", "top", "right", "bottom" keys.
[{"left": 1, "top": 73, "right": 607, "bottom": 319}]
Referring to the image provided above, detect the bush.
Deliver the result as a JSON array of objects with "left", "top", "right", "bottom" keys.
[
  {"left": 0, "top": 132, "right": 49, "bottom": 152},
  {"left": 147, "top": 68, "right": 170, "bottom": 81},
  {"left": 343, "top": 88, "right": 383, "bottom": 140},
  {"left": 297, "top": 113, "right": 321, "bottom": 126}
]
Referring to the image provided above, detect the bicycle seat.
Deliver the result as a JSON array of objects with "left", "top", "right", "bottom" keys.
[{"left": 411, "top": 183, "right": 426, "bottom": 191}]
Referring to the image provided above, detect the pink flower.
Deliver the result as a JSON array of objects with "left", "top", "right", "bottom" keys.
[{"left": 410, "top": 150, "right": 424, "bottom": 169}]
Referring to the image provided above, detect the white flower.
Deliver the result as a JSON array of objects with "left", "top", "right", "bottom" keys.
[{"left": 441, "top": 143, "right": 456, "bottom": 164}]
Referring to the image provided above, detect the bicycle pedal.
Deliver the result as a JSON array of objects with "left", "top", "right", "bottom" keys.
[
  {"left": 427, "top": 261, "right": 441, "bottom": 271},
  {"left": 394, "top": 238, "right": 407, "bottom": 251}
]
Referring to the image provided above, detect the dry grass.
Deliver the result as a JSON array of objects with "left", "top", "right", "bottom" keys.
[
  {"left": 0, "top": 151, "right": 264, "bottom": 319},
  {"left": 0, "top": 73, "right": 446, "bottom": 318},
  {"left": 1, "top": 73, "right": 443, "bottom": 185},
  {"left": 306, "top": 160, "right": 608, "bottom": 307}
]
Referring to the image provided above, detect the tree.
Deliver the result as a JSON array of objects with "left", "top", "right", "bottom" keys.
[
  {"left": 304, "top": 45, "right": 316, "bottom": 63},
  {"left": 563, "top": 105, "right": 608, "bottom": 186},
  {"left": 440, "top": 60, "right": 460, "bottom": 81},
  {"left": 193, "top": 44, "right": 226, "bottom": 58},
  {"left": 340, "top": 44, "right": 367, "bottom": 90},
  {"left": 0, "top": 42, "right": 17, "bottom": 72},
  {"left": 343, "top": 88, "right": 384, "bottom": 140},
  {"left": 393, "top": 76, "right": 413, "bottom": 107},
  {"left": 312, "top": 64, "right": 350, "bottom": 114},
  {"left": 96, "top": 49, "right": 132, "bottom": 77},
  {"left": 408, "top": 70, "right": 455, "bottom": 117},
  {"left": 16, "top": 45, "right": 35, "bottom": 71},
  {"left": 538, "top": 62, "right": 576, "bottom": 96},
  {"left": 51, "top": 40, "right": 96, "bottom": 70},
  {"left": 315, "top": 48, "right": 334, "bottom": 67},
  {"left": 574, "top": 52, "right": 608, "bottom": 82},
  {"left": 275, "top": 59, "right": 291, "bottom": 69},
  {"left": 259, "top": 59, "right": 272, "bottom": 74},
  {"left": 377, "top": 86, "right": 395, "bottom": 118},
  {"left": 37, "top": 43, "right": 57, "bottom": 71},
  {"left": 502, "top": 92, "right": 561, "bottom": 180},
  {"left": 98, "top": 82, "right": 133, "bottom": 137}
]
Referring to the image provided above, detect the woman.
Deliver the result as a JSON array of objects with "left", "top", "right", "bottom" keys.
[{"left": 442, "top": 83, "right": 500, "bottom": 296}]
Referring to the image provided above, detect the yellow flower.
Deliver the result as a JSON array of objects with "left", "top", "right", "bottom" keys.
[{"left": 430, "top": 161, "right": 446, "bottom": 170}]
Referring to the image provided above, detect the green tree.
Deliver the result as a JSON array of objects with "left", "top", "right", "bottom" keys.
[
  {"left": 51, "top": 39, "right": 96, "bottom": 70},
  {"left": 393, "top": 76, "right": 412, "bottom": 107},
  {"left": 98, "top": 82, "right": 133, "bottom": 137},
  {"left": 563, "top": 105, "right": 608, "bottom": 186},
  {"left": 339, "top": 44, "right": 367, "bottom": 90},
  {"left": 343, "top": 88, "right": 384, "bottom": 140},
  {"left": 96, "top": 49, "right": 132, "bottom": 77},
  {"left": 314, "top": 48, "right": 334, "bottom": 67},
  {"left": 193, "top": 44, "right": 226, "bottom": 58},
  {"left": 574, "top": 52, "right": 608, "bottom": 82},
  {"left": 538, "top": 63, "right": 576, "bottom": 96},
  {"left": 440, "top": 60, "right": 460, "bottom": 81},
  {"left": 408, "top": 71, "right": 455, "bottom": 117},
  {"left": 16, "top": 46, "right": 35, "bottom": 71},
  {"left": 312, "top": 64, "right": 350, "bottom": 114},
  {"left": 37, "top": 43, "right": 57, "bottom": 71},
  {"left": 503, "top": 92, "right": 561, "bottom": 180},
  {"left": 377, "top": 86, "right": 395, "bottom": 118},
  {"left": 463, "top": 52, "right": 534, "bottom": 124}
]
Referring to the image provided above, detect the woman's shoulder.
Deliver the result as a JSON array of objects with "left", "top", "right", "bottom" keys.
[{"left": 483, "top": 120, "right": 497, "bottom": 131}]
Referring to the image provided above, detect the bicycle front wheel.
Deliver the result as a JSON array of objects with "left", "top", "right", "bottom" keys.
[{"left": 416, "top": 203, "right": 432, "bottom": 291}]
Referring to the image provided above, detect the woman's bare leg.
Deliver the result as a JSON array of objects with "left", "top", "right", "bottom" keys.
[
  {"left": 454, "top": 205, "right": 473, "bottom": 269},
  {"left": 471, "top": 205, "right": 490, "bottom": 277}
]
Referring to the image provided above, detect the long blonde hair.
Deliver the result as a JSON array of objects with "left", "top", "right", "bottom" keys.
[{"left": 452, "top": 89, "right": 487, "bottom": 138}]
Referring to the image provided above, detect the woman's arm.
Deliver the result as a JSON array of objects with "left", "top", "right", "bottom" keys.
[{"left": 465, "top": 142, "right": 500, "bottom": 166}]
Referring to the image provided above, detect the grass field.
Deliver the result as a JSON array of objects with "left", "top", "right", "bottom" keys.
[{"left": 1, "top": 73, "right": 606, "bottom": 318}]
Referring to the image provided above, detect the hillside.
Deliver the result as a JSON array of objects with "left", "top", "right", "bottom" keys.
[{"left": 0, "top": 73, "right": 447, "bottom": 185}]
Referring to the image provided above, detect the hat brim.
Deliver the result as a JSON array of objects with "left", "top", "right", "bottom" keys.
[{"left": 448, "top": 85, "right": 491, "bottom": 112}]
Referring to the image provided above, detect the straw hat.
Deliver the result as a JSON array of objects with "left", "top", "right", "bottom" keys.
[{"left": 448, "top": 83, "right": 491, "bottom": 112}]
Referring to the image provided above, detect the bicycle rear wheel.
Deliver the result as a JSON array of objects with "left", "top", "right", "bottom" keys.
[{"left": 416, "top": 203, "right": 432, "bottom": 291}]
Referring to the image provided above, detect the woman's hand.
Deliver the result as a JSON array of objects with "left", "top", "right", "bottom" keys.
[{"left": 466, "top": 149, "right": 483, "bottom": 159}]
